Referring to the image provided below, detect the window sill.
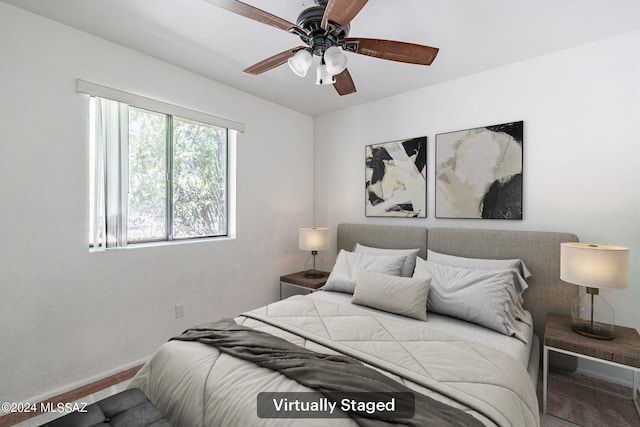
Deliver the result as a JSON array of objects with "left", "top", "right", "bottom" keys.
[{"left": 89, "top": 235, "right": 235, "bottom": 252}]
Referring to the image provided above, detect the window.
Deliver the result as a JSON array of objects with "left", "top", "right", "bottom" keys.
[{"left": 87, "top": 91, "right": 236, "bottom": 249}]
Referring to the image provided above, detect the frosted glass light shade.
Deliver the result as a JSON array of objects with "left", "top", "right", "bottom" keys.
[
  {"left": 287, "top": 49, "right": 312, "bottom": 77},
  {"left": 299, "top": 227, "right": 330, "bottom": 251},
  {"left": 324, "top": 46, "right": 348, "bottom": 76},
  {"left": 315, "top": 63, "right": 335, "bottom": 85}
]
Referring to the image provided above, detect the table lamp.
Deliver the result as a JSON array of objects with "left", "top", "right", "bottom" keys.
[
  {"left": 560, "top": 242, "right": 629, "bottom": 340},
  {"left": 299, "top": 227, "right": 330, "bottom": 278}
]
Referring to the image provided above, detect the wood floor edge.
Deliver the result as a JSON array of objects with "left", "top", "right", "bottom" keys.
[{"left": 0, "top": 364, "right": 143, "bottom": 426}]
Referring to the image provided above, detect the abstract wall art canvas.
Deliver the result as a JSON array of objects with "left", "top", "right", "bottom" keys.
[
  {"left": 365, "top": 136, "right": 427, "bottom": 217},
  {"left": 435, "top": 121, "right": 523, "bottom": 219}
]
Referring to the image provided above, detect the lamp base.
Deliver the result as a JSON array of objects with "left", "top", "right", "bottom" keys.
[
  {"left": 303, "top": 251, "right": 325, "bottom": 278},
  {"left": 571, "top": 288, "right": 616, "bottom": 340},
  {"left": 571, "top": 322, "right": 614, "bottom": 340},
  {"left": 304, "top": 270, "right": 324, "bottom": 278}
]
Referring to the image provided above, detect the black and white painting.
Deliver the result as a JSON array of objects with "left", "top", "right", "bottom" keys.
[
  {"left": 435, "top": 121, "right": 523, "bottom": 219},
  {"left": 365, "top": 137, "right": 427, "bottom": 217}
]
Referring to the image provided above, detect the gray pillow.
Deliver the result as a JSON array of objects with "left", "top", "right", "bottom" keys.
[
  {"left": 426, "top": 250, "right": 531, "bottom": 298},
  {"left": 352, "top": 269, "right": 431, "bottom": 321},
  {"left": 323, "top": 250, "right": 407, "bottom": 294},
  {"left": 413, "top": 258, "right": 527, "bottom": 342},
  {"left": 427, "top": 250, "right": 532, "bottom": 278},
  {"left": 354, "top": 244, "right": 420, "bottom": 277}
]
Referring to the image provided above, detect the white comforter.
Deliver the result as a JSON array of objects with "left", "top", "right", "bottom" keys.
[{"left": 129, "top": 293, "right": 540, "bottom": 426}]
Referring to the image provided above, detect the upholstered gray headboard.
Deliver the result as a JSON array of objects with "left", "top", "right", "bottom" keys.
[
  {"left": 336, "top": 223, "right": 578, "bottom": 341},
  {"left": 337, "top": 224, "right": 428, "bottom": 259}
]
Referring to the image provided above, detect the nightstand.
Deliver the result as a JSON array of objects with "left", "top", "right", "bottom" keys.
[
  {"left": 543, "top": 313, "right": 640, "bottom": 418},
  {"left": 279, "top": 271, "right": 329, "bottom": 300}
]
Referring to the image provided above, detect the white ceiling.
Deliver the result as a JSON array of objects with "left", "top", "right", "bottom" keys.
[{"left": 5, "top": 0, "right": 640, "bottom": 116}]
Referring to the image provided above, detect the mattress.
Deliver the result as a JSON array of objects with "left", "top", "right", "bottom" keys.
[{"left": 129, "top": 292, "right": 540, "bottom": 426}]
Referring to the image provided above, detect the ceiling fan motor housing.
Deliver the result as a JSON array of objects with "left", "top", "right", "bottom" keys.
[{"left": 295, "top": 6, "right": 350, "bottom": 57}]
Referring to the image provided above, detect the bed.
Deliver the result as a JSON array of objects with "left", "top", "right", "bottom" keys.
[{"left": 128, "top": 224, "right": 578, "bottom": 427}]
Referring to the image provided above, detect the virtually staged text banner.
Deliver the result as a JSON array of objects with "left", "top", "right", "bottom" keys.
[{"left": 256, "top": 392, "right": 415, "bottom": 419}]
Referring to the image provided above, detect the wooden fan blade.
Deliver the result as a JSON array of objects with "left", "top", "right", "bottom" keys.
[
  {"left": 322, "top": 0, "right": 368, "bottom": 29},
  {"left": 343, "top": 38, "right": 439, "bottom": 65},
  {"left": 206, "top": 0, "right": 298, "bottom": 32},
  {"left": 243, "top": 47, "right": 305, "bottom": 75},
  {"left": 334, "top": 69, "right": 356, "bottom": 96}
]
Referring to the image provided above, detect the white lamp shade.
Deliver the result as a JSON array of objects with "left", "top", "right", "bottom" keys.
[
  {"left": 299, "top": 227, "right": 330, "bottom": 251},
  {"left": 287, "top": 49, "right": 312, "bottom": 77},
  {"left": 315, "top": 63, "right": 335, "bottom": 85},
  {"left": 324, "top": 46, "right": 348, "bottom": 76},
  {"left": 560, "top": 242, "right": 629, "bottom": 289}
]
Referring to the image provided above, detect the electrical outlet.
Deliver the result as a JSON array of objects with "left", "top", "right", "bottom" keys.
[{"left": 175, "top": 303, "right": 185, "bottom": 318}]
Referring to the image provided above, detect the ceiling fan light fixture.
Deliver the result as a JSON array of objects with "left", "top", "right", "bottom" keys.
[
  {"left": 316, "top": 63, "right": 336, "bottom": 85},
  {"left": 324, "top": 46, "right": 347, "bottom": 76},
  {"left": 212, "top": 0, "right": 439, "bottom": 97},
  {"left": 287, "top": 49, "right": 313, "bottom": 77}
]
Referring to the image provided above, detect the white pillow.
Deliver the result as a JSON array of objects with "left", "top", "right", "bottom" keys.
[
  {"left": 413, "top": 258, "right": 528, "bottom": 342},
  {"left": 323, "top": 250, "right": 407, "bottom": 294},
  {"left": 354, "top": 244, "right": 420, "bottom": 277},
  {"left": 352, "top": 269, "right": 431, "bottom": 321}
]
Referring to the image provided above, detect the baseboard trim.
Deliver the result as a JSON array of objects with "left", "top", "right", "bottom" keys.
[
  {"left": 0, "top": 363, "right": 144, "bottom": 426},
  {"left": 576, "top": 366, "right": 634, "bottom": 388}
]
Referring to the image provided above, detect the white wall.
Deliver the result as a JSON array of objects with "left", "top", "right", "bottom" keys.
[
  {"left": 314, "top": 32, "right": 640, "bottom": 382},
  {"left": 0, "top": 3, "right": 313, "bottom": 406}
]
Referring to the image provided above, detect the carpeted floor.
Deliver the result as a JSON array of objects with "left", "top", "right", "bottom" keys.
[{"left": 538, "top": 368, "right": 640, "bottom": 426}]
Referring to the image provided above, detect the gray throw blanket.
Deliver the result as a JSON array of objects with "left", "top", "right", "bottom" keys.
[{"left": 171, "top": 319, "right": 484, "bottom": 427}]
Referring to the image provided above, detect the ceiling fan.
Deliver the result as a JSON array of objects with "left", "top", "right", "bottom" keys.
[{"left": 206, "top": 0, "right": 439, "bottom": 96}]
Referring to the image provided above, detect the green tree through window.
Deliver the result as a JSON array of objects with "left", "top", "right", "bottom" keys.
[{"left": 172, "top": 117, "right": 227, "bottom": 239}]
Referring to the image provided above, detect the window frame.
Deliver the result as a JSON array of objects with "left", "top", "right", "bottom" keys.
[{"left": 79, "top": 80, "right": 242, "bottom": 250}]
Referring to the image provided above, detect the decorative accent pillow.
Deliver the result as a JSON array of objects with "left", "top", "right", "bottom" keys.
[
  {"left": 323, "top": 250, "right": 407, "bottom": 294},
  {"left": 413, "top": 258, "right": 528, "bottom": 342},
  {"left": 426, "top": 250, "right": 531, "bottom": 300},
  {"left": 352, "top": 269, "right": 431, "bottom": 321},
  {"left": 354, "top": 244, "right": 421, "bottom": 277}
]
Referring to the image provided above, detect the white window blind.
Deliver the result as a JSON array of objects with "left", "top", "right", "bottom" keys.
[{"left": 76, "top": 79, "right": 245, "bottom": 133}]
